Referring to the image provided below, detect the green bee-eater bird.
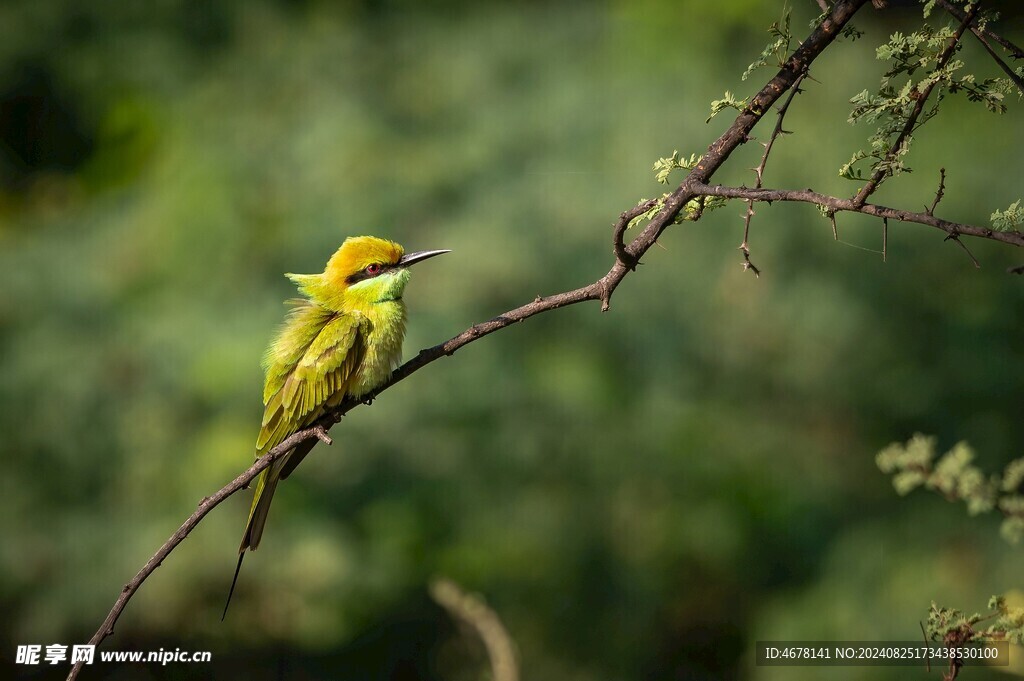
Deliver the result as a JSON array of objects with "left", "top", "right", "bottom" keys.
[{"left": 223, "top": 236, "right": 449, "bottom": 618}]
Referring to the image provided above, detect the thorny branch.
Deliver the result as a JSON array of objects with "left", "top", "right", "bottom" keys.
[
  {"left": 691, "top": 181, "right": 1024, "bottom": 248},
  {"left": 69, "top": 3, "right": 870, "bottom": 676},
  {"left": 739, "top": 71, "right": 806, "bottom": 276},
  {"left": 966, "top": 27, "right": 1024, "bottom": 93},
  {"left": 68, "top": 0, "right": 1024, "bottom": 677}
]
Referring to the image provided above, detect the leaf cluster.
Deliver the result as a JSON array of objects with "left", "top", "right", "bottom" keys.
[
  {"left": 742, "top": 8, "right": 792, "bottom": 81},
  {"left": 877, "top": 434, "right": 1024, "bottom": 543},
  {"left": 990, "top": 199, "right": 1024, "bottom": 231},
  {"left": 626, "top": 194, "right": 728, "bottom": 231},
  {"left": 926, "top": 596, "right": 1024, "bottom": 645},
  {"left": 653, "top": 150, "right": 702, "bottom": 184},
  {"left": 621, "top": 152, "right": 729, "bottom": 230},
  {"left": 706, "top": 91, "right": 749, "bottom": 123},
  {"left": 841, "top": 1, "right": 1017, "bottom": 182}
]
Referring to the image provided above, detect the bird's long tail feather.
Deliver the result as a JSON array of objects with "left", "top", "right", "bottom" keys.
[
  {"left": 222, "top": 552, "right": 245, "bottom": 621},
  {"left": 222, "top": 454, "right": 289, "bottom": 619},
  {"left": 242, "top": 456, "right": 287, "bottom": 552}
]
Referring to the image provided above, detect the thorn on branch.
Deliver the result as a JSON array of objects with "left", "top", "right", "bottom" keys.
[
  {"left": 829, "top": 211, "right": 839, "bottom": 240},
  {"left": 738, "top": 240, "right": 761, "bottom": 278},
  {"left": 883, "top": 217, "right": 888, "bottom": 262},
  {"left": 944, "top": 231, "right": 980, "bottom": 269}
]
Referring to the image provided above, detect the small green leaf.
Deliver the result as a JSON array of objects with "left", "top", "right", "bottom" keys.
[
  {"left": 744, "top": 7, "right": 792, "bottom": 80},
  {"left": 652, "top": 151, "right": 702, "bottom": 185},
  {"left": 991, "top": 200, "right": 1023, "bottom": 231},
  {"left": 707, "top": 91, "right": 748, "bottom": 123}
]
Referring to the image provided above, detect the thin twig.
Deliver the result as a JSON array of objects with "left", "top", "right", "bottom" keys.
[
  {"left": 740, "top": 71, "right": 806, "bottom": 276},
  {"left": 64, "top": 424, "right": 330, "bottom": 680},
  {"left": 753, "top": 72, "right": 805, "bottom": 189},
  {"left": 928, "top": 168, "right": 946, "bottom": 216},
  {"left": 431, "top": 579, "right": 519, "bottom": 681},
  {"left": 852, "top": 5, "right": 977, "bottom": 207},
  {"left": 740, "top": 200, "right": 762, "bottom": 277},
  {"left": 67, "top": 4, "right": 873, "bottom": 679}
]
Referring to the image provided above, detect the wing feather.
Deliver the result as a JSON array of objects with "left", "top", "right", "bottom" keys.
[{"left": 256, "top": 306, "right": 366, "bottom": 456}]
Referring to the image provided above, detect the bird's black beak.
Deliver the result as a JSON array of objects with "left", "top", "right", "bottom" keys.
[{"left": 398, "top": 249, "right": 451, "bottom": 267}]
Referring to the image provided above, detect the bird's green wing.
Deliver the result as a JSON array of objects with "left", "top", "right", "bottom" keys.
[{"left": 256, "top": 309, "right": 366, "bottom": 455}]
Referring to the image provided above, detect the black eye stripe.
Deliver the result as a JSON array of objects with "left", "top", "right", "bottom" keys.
[{"left": 345, "top": 263, "right": 395, "bottom": 285}]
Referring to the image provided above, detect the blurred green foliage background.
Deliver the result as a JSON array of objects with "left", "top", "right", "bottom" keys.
[{"left": 1, "top": 0, "right": 1022, "bottom": 679}]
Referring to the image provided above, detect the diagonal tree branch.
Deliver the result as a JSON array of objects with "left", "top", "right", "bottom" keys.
[
  {"left": 65, "top": 2, "right": 875, "bottom": 679},
  {"left": 963, "top": 21, "right": 1024, "bottom": 93}
]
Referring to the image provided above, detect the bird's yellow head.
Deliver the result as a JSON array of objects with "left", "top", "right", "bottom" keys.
[{"left": 303, "top": 236, "right": 448, "bottom": 309}]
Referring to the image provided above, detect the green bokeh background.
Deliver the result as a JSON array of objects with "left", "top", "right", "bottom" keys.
[{"left": 1, "top": 1, "right": 1022, "bottom": 679}]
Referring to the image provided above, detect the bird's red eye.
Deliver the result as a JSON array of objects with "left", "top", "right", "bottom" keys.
[{"left": 366, "top": 263, "right": 381, "bottom": 275}]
